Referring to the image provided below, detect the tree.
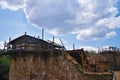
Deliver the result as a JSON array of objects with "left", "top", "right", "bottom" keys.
[
  {"left": 0, "top": 49, "right": 9, "bottom": 80},
  {"left": 85, "top": 50, "right": 97, "bottom": 56}
]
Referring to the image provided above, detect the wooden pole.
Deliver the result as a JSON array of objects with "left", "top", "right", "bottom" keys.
[
  {"left": 53, "top": 36, "right": 54, "bottom": 43},
  {"left": 38, "top": 36, "right": 40, "bottom": 39},
  {"left": 59, "top": 39, "right": 66, "bottom": 50},
  {"left": 25, "top": 32, "right": 27, "bottom": 35},
  {"left": 73, "top": 44, "right": 75, "bottom": 50},
  {"left": 42, "top": 28, "right": 44, "bottom": 40},
  {"left": 8, "top": 37, "right": 11, "bottom": 50},
  {"left": 9, "top": 37, "right": 11, "bottom": 42}
]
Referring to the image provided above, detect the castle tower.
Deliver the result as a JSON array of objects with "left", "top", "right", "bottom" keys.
[{"left": 4, "top": 34, "right": 95, "bottom": 80}]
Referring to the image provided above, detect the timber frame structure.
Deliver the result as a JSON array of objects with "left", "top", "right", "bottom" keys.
[
  {"left": 4, "top": 32, "right": 118, "bottom": 80},
  {"left": 4, "top": 33, "right": 89, "bottom": 80}
]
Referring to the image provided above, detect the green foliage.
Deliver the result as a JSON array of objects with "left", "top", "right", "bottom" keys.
[
  {"left": 0, "top": 49, "right": 9, "bottom": 80},
  {"left": 0, "top": 49, "right": 4, "bottom": 57},
  {"left": 85, "top": 50, "right": 97, "bottom": 56}
]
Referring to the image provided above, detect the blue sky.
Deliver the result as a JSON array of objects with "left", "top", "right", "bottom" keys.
[{"left": 0, "top": 0, "right": 120, "bottom": 52}]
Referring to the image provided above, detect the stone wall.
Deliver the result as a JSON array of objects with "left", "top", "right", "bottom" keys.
[{"left": 9, "top": 52, "right": 113, "bottom": 80}]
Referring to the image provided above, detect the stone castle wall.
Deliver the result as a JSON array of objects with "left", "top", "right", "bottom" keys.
[
  {"left": 9, "top": 52, "right": 113, "bottom": 80},
  {"left": 9, "top": 52, "right": 84, "bottom": 80}
]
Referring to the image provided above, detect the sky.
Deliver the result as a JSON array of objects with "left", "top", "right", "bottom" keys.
[{"left": 0, "top": 0, "right": 120, "bottom": 52}]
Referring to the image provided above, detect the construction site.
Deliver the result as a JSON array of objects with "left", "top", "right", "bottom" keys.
[{"left": 3, "top": 32, "right": 120, "bottom": 80}]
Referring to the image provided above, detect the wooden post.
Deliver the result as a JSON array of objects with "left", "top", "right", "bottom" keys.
[
  {"left": 53, "top": 36, "right": 54, "bottom": 43},
  {"left": 42, "top": 28, "right": 44, "bottom": 40},
  {"left": 25, "top": 32, "right": 27, "bottom": 35},
  {"left": 38, "top": 36, "right": 40, "bottom": 39},
  {"left": 9, "top": 37, "right": 11, "bottom": 42},
  {"left": 8, "top": 37, "right": 11, "bottom": 50},
  {"left": 73, "top": 44, "right": 75, "bottom": 50},
  {"left": 60, "top": 39, "right": 66, "bottom": 50}
]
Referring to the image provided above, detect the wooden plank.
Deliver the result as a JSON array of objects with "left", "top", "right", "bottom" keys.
[{"left": 115, "top": 71, "right": 120, "bottom": 80}]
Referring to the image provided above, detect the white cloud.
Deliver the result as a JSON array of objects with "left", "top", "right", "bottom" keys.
[
  {"left": 105, "top": 31, "right": 116, "bottom": 38},
  {"left": 96, "top": 16, "right": 120, "bottom": 29},
  {"left": 49, "top": 28, "right": 60, "bottom": 36},
  {"left": 24, "top": 0, "right": 120, "bottom": 40},
  {"left": 79, "top": 46, "right": 98, "bottom": 52},
  {"left": 0, "top": 0, "right": 26, "bottom": 11},
  {"left": 99, "top": 46, "right": 109, "bottom": 49},
  {"left": 0, "top": 0, "right": 120, "bottom": 40}
]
